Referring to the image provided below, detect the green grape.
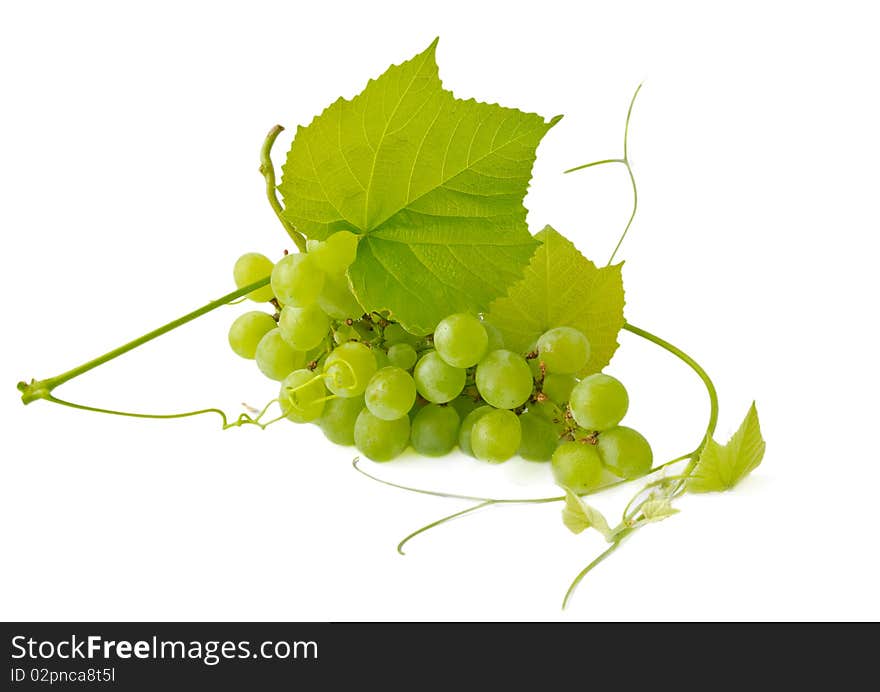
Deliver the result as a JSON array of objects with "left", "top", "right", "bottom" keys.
[
  {"left": 474, "top": 349, "right": 534, "bottom": 409},
  {"left": 317, "top": 272, "right": 362, "bottom": 319},
  {"left": 482, "top": 321, "right": 505, "bottom": 351},
  {"left": 542, "top": 373, "right": 578, "bottom": 405},
  {"left": 458, "top": 405, "right": 492, "bottom": 457},
  {"left": 271, "top": 253, "right": 325, "bottom": 307},
  {"left": 386, "top": 343, "right": 417, "bottom": 371},
  {"left": 411, "top": 404, "right": 460, "bottom": 456},
  {"left": 433, "top": 313, "right": 488, "bottom": 368},
  {"left": 413, "top": 351, "right": 466, "bottom": 403},
  {"left": 551, "top": 442, "right": 603, "bottom": 492},
  {"left": 518, "top": 411, "right": 559, "bottom": 462},
  {"left": 255, "top": 328, "right": 306, "bottom": 381},
  {"left": 279, "top": 304, "right": 331, "bottom": 351},
  {"left": 536, "top": 326, "right": 591, "bottom": 374},
  {"left": 228, "top": 311, "right": 276, "bottom": 359},
  {"left": 569, "top": 373, "right": 629, "bottom": 431},
  {"left": 279, "top": 369, "right": 328, "bottom": 423},
  {"left": 324, "top": 341, "right": 377, "bottom": 398},
  {"left": 470, "top": 409, "right": 522, "bottom": 463},
  {"left": 365, "top": 366, "right": 417, "bottom": 421},
  {"left": 318, "top": 395, "right": 365, "bottom": 446},
  {"left": 383, "top": 323, "right": 420, "bottom": 346},
  {"left": 233, "top": 252, "right": 275, "bottom": 303},
  {"left": 450, "top": 394, "right": 480, "bottom": 420},
  {"left": 597, "top": 426, "right": 653, "bottom": 479},
  {"left": 354, "top": 409, "right": 410, "bottom": 462},
  {"left": 310, "top": 230, "right": 359, "bottom": 275}
]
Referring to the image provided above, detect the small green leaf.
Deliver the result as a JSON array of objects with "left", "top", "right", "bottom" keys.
[
  {"left": 562, "top": 488, "right": 613, "bottom": 540},
  {"left": 279, "top": 40, "right": 559, "bottom": 334},
  {"left": 640, "top": 497, "right": 679, "bottom": 523},
  {"left": 688, "top": 402, "right": 766, "bottom": 493},
  {"left": 486, "top": 226, "right": 625, "bottom": 374}
]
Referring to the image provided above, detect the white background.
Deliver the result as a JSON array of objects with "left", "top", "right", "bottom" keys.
[{"left": 1, "top": 1, "right": 878, "bottom": 621}]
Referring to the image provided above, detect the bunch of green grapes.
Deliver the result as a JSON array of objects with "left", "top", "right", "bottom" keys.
[{"left": 227, "top": 243, "right": 653, "bottom": 485}]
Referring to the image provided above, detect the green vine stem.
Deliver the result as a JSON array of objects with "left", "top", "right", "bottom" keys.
[
  {"left": 565, "top": 83, "right": 642, "bottom": 266},
  {"left": 623, "top": 322, "right": 719, "bottom": 446},
  {"left": 17, "top": 277, "right": 271, "bottom": 411},
  {"left": 561, "top": 528, "right": 633, "bottom": 609},
  {"left": 259, "top": 125, "right": 307, "bottom": 252}
]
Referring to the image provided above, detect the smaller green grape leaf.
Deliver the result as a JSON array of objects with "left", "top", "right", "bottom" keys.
[
  {"left": 486, "top": 226, "right": 625, "bottom": 375},
  {"left": 688, "top": 402, "right": 766, "bottom": 493},
  {"left": 562, "top": 488, "right": 613, "bottom": 541},
  {"left": 640, "top": 497, "right": 679, "bottom": 523}
]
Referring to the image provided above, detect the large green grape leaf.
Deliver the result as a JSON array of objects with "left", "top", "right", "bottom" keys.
[
  {"left": 486, "top": 226, "right": 625, "bottom": 375},
  {"left": 688, "top": 403, "right": 766, "bottom": 493},
  {"left": 279, "top": 40, "right": 560, "bottom": 334}
]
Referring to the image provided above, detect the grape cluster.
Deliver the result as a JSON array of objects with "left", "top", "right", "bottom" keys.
[{"left": 227, "top": 240, "right": 653, "bottom": 486}]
